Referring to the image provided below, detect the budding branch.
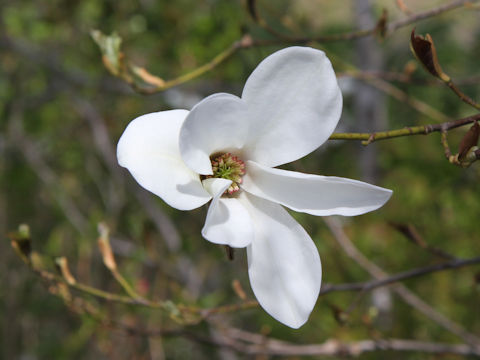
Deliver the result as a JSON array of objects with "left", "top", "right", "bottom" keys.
[{"left": 329, "top": 113, "right": 480, "bottom": 145}]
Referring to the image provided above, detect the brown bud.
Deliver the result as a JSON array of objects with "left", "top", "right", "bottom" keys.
[
  {"left": 224, "top": 245, "right": 235, "bottom": 261},
  {"left": 458, "top": 121, "right": 480, "bottom": 160},
  {"left": 376, "top": 9, "right": 388, "bottom": 39},
  {"left": 403, "top": 60, "right": 417, "bottom": 78},
  {"left": 396, "top": 0, "right": 412, "bottom": 15},
  {"left": 247, "top": 0, "right": 258, "bottom": 22},
  {"left": 55, "top": 257, "right": 76, "bottom": 285},
  {"left": 389, "top": 222, "right": 427, "bottom": 248},
  {"left": 9, "top": 224, "right": 32, "bottom": 264},
  {"left": 131, "top": 66, "right": 166, "bottom": 88},
  {"left": 410, "top": 29, "right": 450, "bottom": 82},
  {"left": 232, "top": 279, "right": 247, "bottom": 300},
  {"left": 474, "top": 271, "right": 480, "bottom": 285},
  {"left": 331, "top": 304, "right": 349, "bottom": 325},
  {"left": 97, "top": 222, "right": 117, "bottom": 271}
]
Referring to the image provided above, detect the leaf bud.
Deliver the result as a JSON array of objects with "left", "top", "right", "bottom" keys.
[{"left": 410, "top": 29, "right": 450, "bottom": 82}]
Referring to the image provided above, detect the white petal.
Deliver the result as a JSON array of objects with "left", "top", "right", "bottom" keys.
[
  {"left": 241, "top": 47, "right": 342, "bottom": 167},
  {"left": 202, "top": 177, "right": 232, "bottom": 198},
  {"left": 117, "top": 110, "right": 211, "bottom": 210},
  {"left": 242, "top": 161, "right": 393, "bottom": 216},
  {"left": 239, "top": 193, "right": 321, "bottom": 328},
  {"left": 201, "top": 178, "right": 253, "bottom": 248},
  {"left": 179, "top": 93, "right": 249, "bottom": 175}
]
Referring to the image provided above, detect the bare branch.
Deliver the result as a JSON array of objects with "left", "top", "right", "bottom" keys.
[
  {"left": 222, "top": 329, "right": 480, "bottom": 357},
  {"left": 446, "top": 80, "right": 480, "bottom": 110},
  {"left": 390, "top": 223, "right": 457, "bottom": 260},
  {"left": 89, "top": 0, "right": 478, "bottom": 94},
  {"left": 324, "top": 217, "right": 480, "bottom": 346},
  {"left": 108, "top": 323, "right": 480, "bottom": 357},
  {"left": 388, "top": 0, "right": 476, "bottom": 33},
  {"left": 329, "top": 113, "right": 480, "bottom": 145},
  {"left": 321, "top": 256, "right": 480, "bottom": 294},
  {"left": 253, "top": 0, "right": 476, "bottom": 44}
]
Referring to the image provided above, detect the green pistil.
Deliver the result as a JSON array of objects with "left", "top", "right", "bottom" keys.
[{"left": 207, "top": 153, "right": 245, "bottom": 195}]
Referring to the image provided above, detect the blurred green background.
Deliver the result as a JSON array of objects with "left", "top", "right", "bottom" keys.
[{"left": 1, "top": 0, "right": 479, "bottom": 359}]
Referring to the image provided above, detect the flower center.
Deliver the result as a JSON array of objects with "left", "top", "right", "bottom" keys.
[{"left": 206, "top": 152, "right": 245, "bottom": 195}]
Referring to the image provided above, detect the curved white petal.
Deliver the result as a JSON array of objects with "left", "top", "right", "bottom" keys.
[
  {"left": 202, "top": 177, "right": 232, "bottom": 198},
  {"left": 239, "top": 192, "right": 321, "bottom": 328},
  {"left": 201, "top": 178, "right": 253, "bottom": 248},
  {"left": 242, "top": 161, "right": 393, "bottom": 216},
  {"left": 117, "top": 110, "right": 211, "bottom": 210},
  {"left": 241, "top": 47, "right": 343, "bottom": 167},
  {"left": 179, "top": 93, "right": 249, "bottom": 175}
]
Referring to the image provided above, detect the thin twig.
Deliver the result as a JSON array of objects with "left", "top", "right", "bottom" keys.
[
  {"left": 109, "top": 321, "right": 480, "bottom": 357},
  {"left": 329, "top": 113, "right": 480, "bottom": 145},
  {"left": 324, "top": 217, "right": 480, "bottom": 346},
  {"left": 328, "top": 52, "right": 452, "bottom": 123},
  {"left": 127, "top": 35, "right": 254, "bottom": 94},
  {"left": 390, "top": 222, "right": 458, "bottom": 260},
  {"left": 446, "top": 80, "right": 480, "bottom": 110},
  {"left": 254, "top": 0, "right": 475, "bottom": 44},
  {"left": 321, "top": 256, "right": 480, "bottom": 294},
  {"left": 395, "top": 0, "right": 413, "bottom": 15},
  {"left": 96, "top": 222, "right": 145, "bottom": 300},
  {"left": 387, "top": 0, "right": 474, "bottom": 33},
  {"left": 10, "top": 228, "right": 480, "bottom": 328},
  {"left": 441, "top": 130, "right": 454, "bottom": 160},
  {"left": 342, "top": 67, "right": 451, "bottom": 123},
  {"left": 91, "top": 0, "right": 477, "bottom": 94},
  {"left": 222, "top": 328, "right": 480, "bottom": 357},
  {"left": 339, "top": 70, "right": 480, "bottom": 87}
]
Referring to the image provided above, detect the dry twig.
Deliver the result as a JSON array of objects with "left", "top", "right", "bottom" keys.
[{"left": 324, "top": 217, "right": 480, "bottom": 346}]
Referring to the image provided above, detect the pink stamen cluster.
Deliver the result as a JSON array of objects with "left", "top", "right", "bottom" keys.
[{"left": 207, "top": 152, "right": 246, "bottom": 195}]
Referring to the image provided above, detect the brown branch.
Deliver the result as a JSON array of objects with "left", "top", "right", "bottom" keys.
[
  {"left": 387, "top": 0, "right": 474, "bottom": 33},
  {"left": 254, "top": 0, "right": 475, "bottom": 44},
  {"left": 353, "top": 70, "right": 451, "bottom": 123},
  {"left": 107, "top": 321, "right": 480, "bottom": 357},
  {"left": 446, "top": 80, "right": 480, "bottom": 110},
  {"left": 96, "top": 34, "right": 255, "bottom": 95},
  {"left": 11, "top": 221, "right": 480, "bottom": 328},
  {"left": 91, "top": 0, "right": 477, "bottom": 94},
  {"left": 16, "top": 243, "right": 480, "bottom": 319},
  {"left": 395, "top": 0, "right": 413, "bottom": 15},
  {"left": 222, "top": 328, "right": 480, "bottom": 357},
  {"left": 329, "top": 50, "right": 452, "bottom": 123},
  {"left": 339, "top": 70, "right": 480, "bottom": 87},
  {"left": 28, "top": 266, "right": 480, "bottom": 358},
  {"left": 321, "top": 256, "right": 480, "bottom": 294},
  {"left": 390, "top": 222, "right": 458, "bottom": 260},
  {"left": 324, "top": 217, "right": 480, "bottom": 346}
]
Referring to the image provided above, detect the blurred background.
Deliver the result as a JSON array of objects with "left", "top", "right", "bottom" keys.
[{"left": 1, "top": 0, "right": 480, "bottom": 359}]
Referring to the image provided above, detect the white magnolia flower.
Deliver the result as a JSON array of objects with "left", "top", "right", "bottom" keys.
[{"left": 117, "top": 47, "right": 392, "bottom": 328}]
